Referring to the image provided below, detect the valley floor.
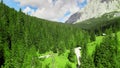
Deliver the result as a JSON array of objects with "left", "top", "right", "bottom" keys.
[{"left": 38, "top": 31, "right": 120, "bottom": 68}]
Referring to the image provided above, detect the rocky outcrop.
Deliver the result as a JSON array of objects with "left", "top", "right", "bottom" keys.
[
  {"left": 100, "top": 0, "right": 112, "bottom": 3},
  {"left": 66, "top": 0, "right": 120, "bottom": 24},
  {"left": 65, "top": 12, "right": 81, "bottom": 24}
]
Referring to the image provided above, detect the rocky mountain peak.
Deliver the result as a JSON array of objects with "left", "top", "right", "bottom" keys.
[
  {"left": 65, "top": 12, "right": 81, "bottom": 24},
  {"left": 66, "top": 0, "right": 120, "bottom": 24}
]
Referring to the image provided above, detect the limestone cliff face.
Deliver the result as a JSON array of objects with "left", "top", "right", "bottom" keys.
[
  {"left": 65, "top": 12, "right": 81, "bottom": 24},
  {"left": 66, "top": 0, "right": 120, "bottom": 24}
]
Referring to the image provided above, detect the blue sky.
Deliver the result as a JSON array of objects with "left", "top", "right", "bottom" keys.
[
  {"left": 77, "top": 0, "right": 87, "bottom": 8},
  {"left": 3, "top": 0, "right": 87, "bottom": 22},
  {"left": 3, "top": 0, "right": 20, "bottom": 11}
]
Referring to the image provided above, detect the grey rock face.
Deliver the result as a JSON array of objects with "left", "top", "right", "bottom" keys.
[
  {"left": 65, "top": 12, "right": 81, "bottom": 24},
  {"left": 100, "top": 0, "right": 111, "bottom": 3},
  {"left": 66, "top": 0, "right": 120, "bottom": 24}
]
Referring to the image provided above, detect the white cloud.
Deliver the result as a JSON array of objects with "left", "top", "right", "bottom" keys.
[
  {"left": 23, "top": 7, "right": 34, "bottom": 14},
  {"left": 79, "top": 0, "right": 85, "bottom": 3},
  {"left": 15, "top": 0, "right": 85, "bottom": 22}
]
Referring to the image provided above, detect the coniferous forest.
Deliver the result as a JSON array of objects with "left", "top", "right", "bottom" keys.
[{"left": 0, "top": 1, "right": 120, "bottom": 68}]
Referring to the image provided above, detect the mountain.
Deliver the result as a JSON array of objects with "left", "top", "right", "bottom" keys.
[
  {"left": 74, "top": 11, "right": 120, "bottom": 32},
  {"left": 0, "top": 2, "right": 86, "bottom": 67},
  {"left": 1, "top": 1, "right": 120, "bottom": 68},
  {"left": 65, "top": 12, "right": 81, "bottom": 24},
  {"left": 66, "top": 0, "right": 120, "bottom": 24}
]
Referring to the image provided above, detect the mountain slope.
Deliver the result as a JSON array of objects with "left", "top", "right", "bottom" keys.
[
  {"left": 0, "top": 2, "right": 89, "bottom": 68},
  {"left": 66, "top": 0, "right": 120, "bottom": 23},
  {"left": 74, "top": 11, "right": 120, "bottom": 34},
  {"left": 1, "top": 1, "right": 120, "bottom": 68},
  {"left": 65, "top": 12, "right": 81, "bottom": 24}
]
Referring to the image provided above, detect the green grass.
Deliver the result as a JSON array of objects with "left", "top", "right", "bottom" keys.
[
  {"left": 116, "top": 31, "right": 120, "bottom": 67},
  {"left": 87, "top": 36, "right": 104, "bottom": 56},
  {"left": 39, "top": 50, "right": 76, "bottom": 68},
  {"left": 117, "top": 31, "right": 120, "bottom": 50},
  {"left": 87, "top": 31, "right": 120, "bottom": 56},
  {"left": 38, "top": 35, "right": 107, "bottom": 68},
  {"left": 38, "top": 31, "right": 120, "bottom": 68}
]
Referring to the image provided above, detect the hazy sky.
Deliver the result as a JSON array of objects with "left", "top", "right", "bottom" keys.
[{"left": 3, "top": 0, "right": 87, "bottom": 22}]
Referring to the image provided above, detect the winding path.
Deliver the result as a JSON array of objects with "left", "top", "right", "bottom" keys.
[
  {"left": 74, "top": 47, "right": 81, "bottom": 67},
  {"left": 38, "top": 54, "right": 51, "bottom": 58}
]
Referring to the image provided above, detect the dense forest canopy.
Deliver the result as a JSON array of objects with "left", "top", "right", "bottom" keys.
[
  {"left": 0, "top": 1, "right": 89, "bottom": 68},
  {"left": 0, "top": 1, "right": 120, "bottom": 68}
]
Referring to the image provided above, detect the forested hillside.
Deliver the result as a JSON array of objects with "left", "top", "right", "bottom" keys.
[
  {"left": 75, "top": 11, "right": 120, "bottom": 32},
  {"left": 0, "top": 1, "right": 89, "bottom": 68},
  {"left": 0, "top": 1, "right": 120, "bottom": 68}
]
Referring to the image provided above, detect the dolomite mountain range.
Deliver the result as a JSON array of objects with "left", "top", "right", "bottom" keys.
[{"left": 66, "top": 0, "right": 120, "bottom": 24}]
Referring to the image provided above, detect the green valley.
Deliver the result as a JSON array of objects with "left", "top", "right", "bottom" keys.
[{"left": 0, "top": 1, "right": 120, "bottom": 68}]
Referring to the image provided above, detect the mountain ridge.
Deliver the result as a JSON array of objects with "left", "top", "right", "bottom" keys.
[{"left": 66, "top": 0, "right": 120, "bottom": 24}]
